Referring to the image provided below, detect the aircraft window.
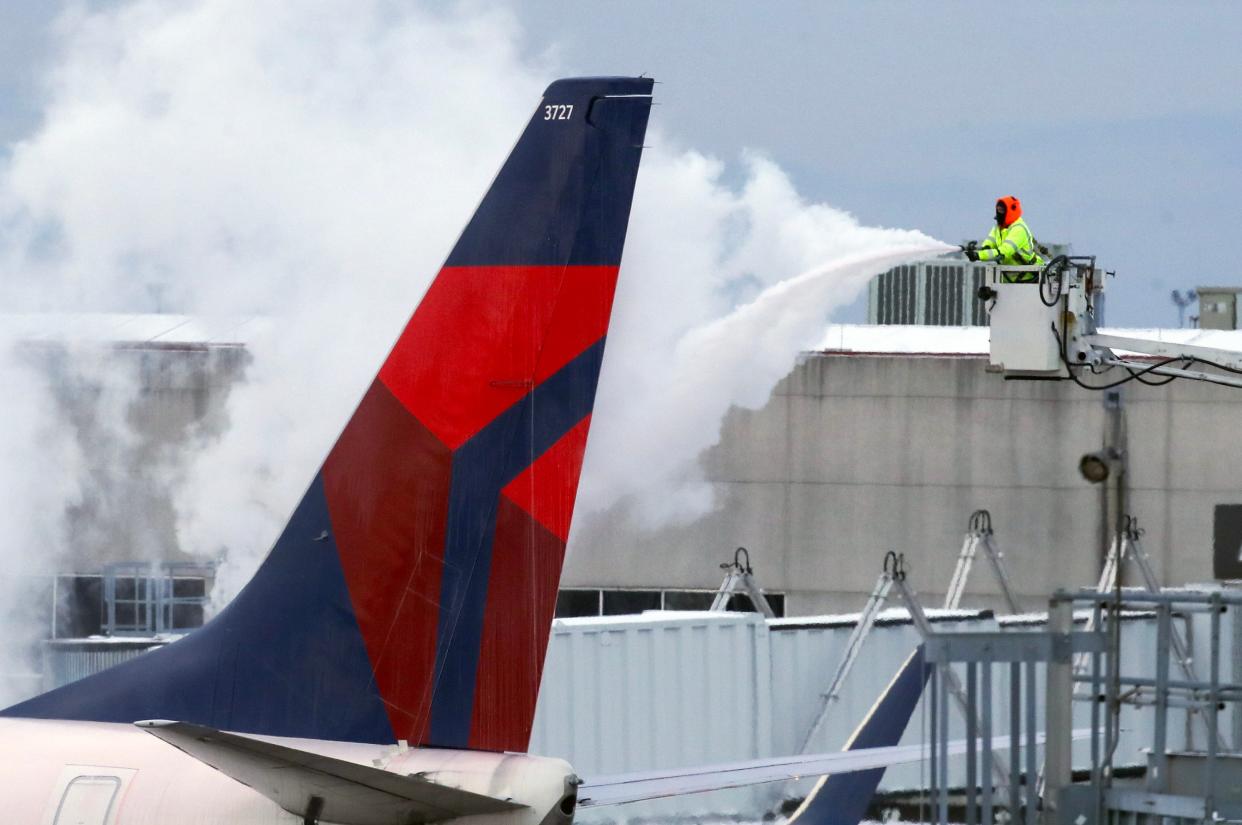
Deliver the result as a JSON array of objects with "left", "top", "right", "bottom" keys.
[{"left": 53, "top": 775, "right": 121, "bottom": 825}]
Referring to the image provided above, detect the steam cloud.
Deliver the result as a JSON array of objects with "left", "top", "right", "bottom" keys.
[
  {"left": 586, "top": 150, "right": 948, "bottom": 523},
  {"left": 0, "top": 0, "right": 947, "bottom": 695}
]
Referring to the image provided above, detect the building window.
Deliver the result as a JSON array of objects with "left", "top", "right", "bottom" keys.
[
  {"left": 555, "top": 588, "right": 785, "bottom": 618},
  {"left": 662, "top": 590, "right": 714, "bottom": 611},
  {"left": 1213, "top": 504, "right": 1242, "bottom": 579},
  {"left": 602, "top": 590, "right": 661, "bottom": 615},
  {"left": 49, "top": 563, "right": 215, "bottom": 640},
  {"left": 554, "top": 589, "right": 601, "bottom": 618}
]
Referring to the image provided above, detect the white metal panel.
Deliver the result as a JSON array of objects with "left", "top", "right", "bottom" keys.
[
  {"left": 531, "top": 607, "right": 1167, "bottom": 822},
  {"left": 988, "top": 279, "right": 1063, "bottom": 374},
  {"left": 530, "top": 612, "right": 772, "bottom": 821},
  {"left": 531, "top": 610, "right": 1010, "bottom": 819},
  {"left": 43, "top": 641, "right": 167, "bottom": 692}
]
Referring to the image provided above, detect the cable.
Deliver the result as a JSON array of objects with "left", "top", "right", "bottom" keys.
[
  {"left": 1185, "top": 354, "right": 1242, "bottom": 377},
  {"left": 1045, "top": 302, "right": 1242, "bottom": 389},
  {"left": 1038, "top": 256, "right": 1069, "bottom": 308},
  {"left": 1119, "top": 362, "right": 1184, "bottom": 386},
  {"left": 1050, "top": 323, "right": 1188, "bottom": 391},
  {"left": 1113, "top": 353, "right": 1242, "bottom": 385},
  {"left": 1071, "top": 360, "right": 1180, "bottom": 390}
]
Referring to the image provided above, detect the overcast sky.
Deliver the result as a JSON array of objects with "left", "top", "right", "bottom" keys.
[{"left": 2, "top": 1, "right": 1239, "bottom": 326}]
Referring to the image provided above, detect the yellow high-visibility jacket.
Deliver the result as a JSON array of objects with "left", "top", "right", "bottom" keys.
[{"left": 979, "top": 217, "right": 1043, "bottom": 281}]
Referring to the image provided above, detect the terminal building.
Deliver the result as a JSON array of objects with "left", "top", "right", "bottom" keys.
[
  {"left": 3, "top": 288, "right": 1242, "bottom": 696},
  {"left": 564, "top": 255, "right": 1237, "bottom": 617},
  {"left": 0, "top": 314, "right": 253, "bottom": 702},
  {"left": 3, "top": 289, "right": 1242, "bottom": 821},
  {"left": 564, "top": 323, "right": 1242, "bottom": 616}
]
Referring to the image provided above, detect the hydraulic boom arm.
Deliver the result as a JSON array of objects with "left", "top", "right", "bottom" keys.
[{"left": 981, "top": 256, "right": 1242, "bottom": 390}]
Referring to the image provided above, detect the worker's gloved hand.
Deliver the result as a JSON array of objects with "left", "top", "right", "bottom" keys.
[{"left": 964, "top": 241, "right": 979, "bottom": 262}]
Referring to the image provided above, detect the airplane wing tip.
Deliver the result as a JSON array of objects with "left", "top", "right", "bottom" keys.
[{"left": 134, "top": 719, "right": 177, "bottom": 728}]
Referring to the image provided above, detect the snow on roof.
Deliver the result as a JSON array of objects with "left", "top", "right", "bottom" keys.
[
  {"left": 814, "top": 324, "right": 1242, "bottom": 357},
  {"left": 816, "top": 324, "right": 988, "bottom": 355},
  {"left": 768, "top": 606, "right": 991, "bottom": 630},
  {"left": 0, "top": 313, "right": 269, "bottom": 347},
  {"left": 5, "top": 314, "right": 1241, "bottom": 358},
  {"left": 1095, "top": 328, "right": 1242, "bottom": 353},
  {"left": 45, "top": 634, "right": 183, "bottom": 646}
]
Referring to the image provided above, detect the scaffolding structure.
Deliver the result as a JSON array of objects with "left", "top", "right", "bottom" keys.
[
  {"left": 806, "top": 507, "right": 1242, "bottom": 825},
  {"left": 945, "top": 510, "right": 1022, "bottom": 614},
  {"left": 918, "top": 585, "right": 1241, "bottom": 825},
  {"left": 801, "top": 511, "right": 1021, "bottom": 756},
  {"left": 710, "top": 546, "right": 777, "bottom": 618}
]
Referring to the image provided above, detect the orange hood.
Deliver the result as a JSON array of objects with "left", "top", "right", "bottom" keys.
[{"left": 997, "top": 195, "right": 1022, "bottom": 227}]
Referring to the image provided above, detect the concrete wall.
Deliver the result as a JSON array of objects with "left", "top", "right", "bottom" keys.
[{"left": 564, "top": 352, "right": 1242, "bottom": 615}]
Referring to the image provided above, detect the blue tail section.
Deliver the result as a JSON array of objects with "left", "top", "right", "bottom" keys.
[
  {"left": 788, "top": 646, "right": 931, "bottom": 825},
  {"left": 0, "top": 477, "right": 393, "bottom": 741},
  {"left": 1, "top": 77, "right": 654, "bottom": 748}
]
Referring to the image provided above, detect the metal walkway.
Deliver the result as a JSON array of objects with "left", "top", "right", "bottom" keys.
[{"left": 923, "top": 586, "right": 1242, "bottom": 825}]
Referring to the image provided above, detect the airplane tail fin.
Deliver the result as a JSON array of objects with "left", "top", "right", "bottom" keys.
[
  {"left": 3, "top": 77, "right": 654, "bottom": 751},
  {"left": 786, "top": 646, "right": 931, "bottom": 825}
]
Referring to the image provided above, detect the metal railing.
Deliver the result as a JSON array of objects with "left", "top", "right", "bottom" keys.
[
  {"left": 1056, "top": 588, "right": 1239, "bottom": 825},
  {"left": 923, "top": 585, "right": 1242, "bottom": 825},
  {"left": 924, "top": 601, "right": 1100, "bottom": 825}
]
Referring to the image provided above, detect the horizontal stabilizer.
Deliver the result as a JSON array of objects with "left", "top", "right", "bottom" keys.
[
  {"left": 578, "top": 732, "right": 1082, "bottom": 808},
  {"left": 137, "top": 720, "right": 525, "bottom": 825}
]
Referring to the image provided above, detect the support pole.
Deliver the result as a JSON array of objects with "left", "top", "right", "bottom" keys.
[
  {"left": 1010, "top": 662, "right": 1021, "bottom": 820},
  {"left": 930, "top": 668, "right": 940, "bottom": 825},
  {"left": 798, "top": 567, "right": 893, "bottom": 752},
  {"left": 1207, "top": 592, "right": 1222, "bottom": 819},
  {"left": 966, "top": 662, "right": 978, "bottom": 825},
  {"left": 891, "top": 555, "right": 1014, "bottom": 795},
  {"left": 1043, "top": 594, "right": 1074, "bottom": 825},
  {"left": 1024, "top": 663, "right": 1037, "bottom": 825},
  {"left": 982, "top": 660, "right": 994, "bottom": 825},
  {"left": 939, "top": 663, "right": 950, "bottom": 825},
  {"left": 1149, "top": 603, "right": 1171, "bottom": 792}
]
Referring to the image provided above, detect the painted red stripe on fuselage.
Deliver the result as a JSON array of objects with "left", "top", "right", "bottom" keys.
[
  {"left": 322, "top": 379, "right": 453, "bottom": 743},
  {"left": 378, "top": 265, "right": 618, "bottom": 450},
  {"left": 500, "top": 414, "right": 593, "bottom": 543},
  {"left": 468, "top": 496, "right": 567, "bottom": 750}
]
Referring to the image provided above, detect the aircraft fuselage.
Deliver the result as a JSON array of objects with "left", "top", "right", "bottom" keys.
[{"left": 2, "top": 718, "right": 573, "bottom": 825}]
